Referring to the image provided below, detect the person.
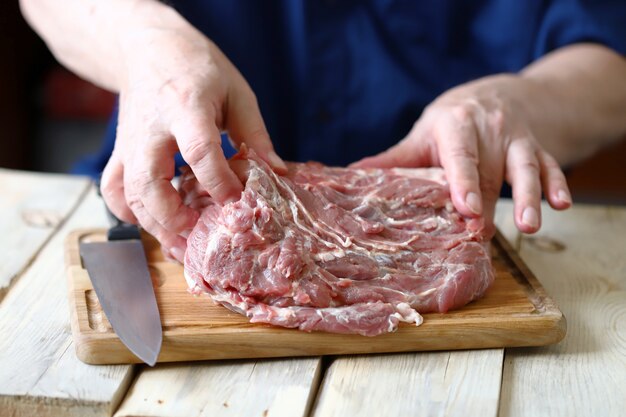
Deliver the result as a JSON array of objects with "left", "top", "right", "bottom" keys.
[{"left": 20, "top": 0, "right": 626, "bottom": 261}]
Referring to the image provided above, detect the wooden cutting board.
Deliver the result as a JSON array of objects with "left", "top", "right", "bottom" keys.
[{"left": 65, "top": 229, "right": 565, "bottom": 365}]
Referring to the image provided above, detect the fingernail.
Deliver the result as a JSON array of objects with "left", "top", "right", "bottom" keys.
[
  {"left": 522, "top": 207, "right": 539, "bottom": 229},
  {"left": 465, "top": 192, "right": 482, "bottom": 215},
  {"left": 557, "top": 189, "right": 572, "bottom": 205},
  {"left": 267, "top": 151, "right": 288, "bottom": 172},
  {"left": 171, "top": 246, "right": 185, "bottom": 262}
]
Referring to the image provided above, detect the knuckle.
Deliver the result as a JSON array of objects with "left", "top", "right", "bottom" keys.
[
  {"left": 206, "top": 175, "right": 230, "bottom": 194},
  {"left": 158, "top": 233, "right": 182, "bottom": 252},
  {"left": 520, "top": 159, "right": 541, "bottom": 174},
  {"left": 127, "top": 172, "right": 151, "bottom": 192},
  {"left": 519, "top": 189, "right": 541, "bottom": 203},
  {"left": 243, "top": 89, "right": 260, "bottom": 106},
  {"left": 450, "top": 104, "right": 474, "bottom": 124},
  {"left": 124, "top": 176, "right": 154, "bottom": 212},
  {"left": 488, "top": 108, "right": 505, "bottom": 134},
  {"left": 99, "top": 184, "right": 115, "bottom": 203},
  {"left": 156, "top": 204, "right": 186, "bottom": 231},
  {"left": 99, "top": 180, "right": 112, "bottom": 199},
  {"left": 160, "top": 215, "right": 180, "bottom": 231},
  {"left": 245, "top": 127, "right": 271, "bottom": 145},
  {"left": 161, "top": 78, "right": 199, "bottom": 109},
  {"left": 126, "top": 196, "right": 143, "bottom": 214},
  {"left": 449, "top": 147, "right": 479, "bottom": 166},
  {"left": 176, "top": 87, "right": 195, "bottom": 108},
  {"left": 182, "top": 140, "right": 220, "bottom": 166},
  {"left": 514, "top": 137, "right": 536, "bottom": 152}
]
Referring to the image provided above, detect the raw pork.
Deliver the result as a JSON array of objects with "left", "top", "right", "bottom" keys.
[{"left": 182, "top": 149, "right": 493, "bottom": 336}]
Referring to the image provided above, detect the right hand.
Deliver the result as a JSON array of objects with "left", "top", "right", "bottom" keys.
[
  {"left": 100, "top": 21, "right": 286, "bottom": 262},
  {"left": 352, "top": 74, "right": 572, "bottom": 236}
]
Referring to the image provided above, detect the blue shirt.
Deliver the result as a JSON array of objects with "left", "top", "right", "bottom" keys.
[{"left": 73, "top": 0, "right": 626, "bottom": 176}]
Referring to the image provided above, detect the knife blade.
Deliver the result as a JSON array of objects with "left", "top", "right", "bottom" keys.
[{"left": 79, "top": 200, "right": 162, "bottom": 366}]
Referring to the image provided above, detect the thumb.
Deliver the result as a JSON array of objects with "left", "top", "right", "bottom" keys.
[
  {"left": 173, "top": 112, "right": 243, "bottom": 205},
  {"left": 349, "top": 129, "right": 434, "bottom": 169},
  {"left": 226, "top": 82, "right": 287, "bottom": 174}
]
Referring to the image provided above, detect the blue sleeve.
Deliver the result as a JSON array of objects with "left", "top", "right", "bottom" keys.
[{"left": 534, "top": 0, "right": 626, "bottom": 58}]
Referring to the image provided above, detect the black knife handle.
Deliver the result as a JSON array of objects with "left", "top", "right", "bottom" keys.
[
  {"left": 107, "top": 218, "right": 142, "bottom": 241},
  {"left": 95, "top": 177, "right": 142, "bottom": 241}
]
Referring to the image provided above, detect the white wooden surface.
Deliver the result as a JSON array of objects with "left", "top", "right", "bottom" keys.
[
  {"left": 498, "top": 203, "right": 626, "bottom": 417},
  {"left": 115, "top": 358, "right": 322, "bottom": 417},
  {"left": 1, "top": 166, "right": 624, "bottom": 417},
  {"left": 312, "top": 350, "right": 503, "bottom": 417},
  {"left": 0, "top": 185, "right": 134, "bottom": 417},
  {"left": 0, "top": 169, "right": 88, "bottom": 300}
]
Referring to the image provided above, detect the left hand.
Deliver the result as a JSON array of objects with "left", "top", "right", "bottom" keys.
[{"left": 351, "top": 74, "right": 572, "bottom": 235}]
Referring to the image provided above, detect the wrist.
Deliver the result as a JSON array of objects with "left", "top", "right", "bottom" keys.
[
  {"left": 517, "top": 73, "right": 578, "bottom": 165},
  {"left": 112, "top": 1, "right": 200, "bottom": 90}
]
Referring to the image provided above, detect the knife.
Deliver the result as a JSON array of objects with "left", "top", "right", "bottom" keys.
[{"left": 79, "top": 192, "right": 162, "bottom": 366}]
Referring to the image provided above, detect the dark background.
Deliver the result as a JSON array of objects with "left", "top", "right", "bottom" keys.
[
  {"left": 1, "top": 2, "right": 624, "bottom": 204},
  {"left": 1, "top": 1, "right": 113, "bottom": 174}
]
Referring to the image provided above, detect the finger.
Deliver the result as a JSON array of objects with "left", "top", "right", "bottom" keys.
[
  {"left": 228, "top": 159, "right": 252, "bottom": 184},
  {"left": 226, "top": 83, "right": 287, "bottom": 173},
  {"left": 506, "top": 140, "right": 542, "bottom": 233},
  {"left": 537, "top": 150, "right": 572, "bottom": 210},
  {"left": 435, "top": 111, "right": 483, "bottom": 218},
  {"left": 349, "top": 124, "right": 433, "bottom": 169},
  {"left": 480, "top": 188, "right": 499, "bottom": 239},
  {"left": 129, "top": 136, "right": 200, "bottom": 234},
  {"left": 125, "top": 194, "right": 188, "bottom": 263},
  {"left": 477, "top": 153, "right": 505, "bottom": 240},
  {"left": 174, "top": 114, "right": 244, "bottom": 204},
  {"left": 100, "top": 153, "right": 137, "bottom": 224}
]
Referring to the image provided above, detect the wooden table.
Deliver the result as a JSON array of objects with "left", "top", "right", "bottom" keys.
[{"left": 1, "top": 168, "right": 624, "bottom": 417}]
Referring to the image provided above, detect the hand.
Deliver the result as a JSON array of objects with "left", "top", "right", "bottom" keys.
[
  {"left": 100, "top": 22, "right": 286, "bottom": 262},
  {"left": 352, "top": 74, "right": 572, "bottom": 235}
]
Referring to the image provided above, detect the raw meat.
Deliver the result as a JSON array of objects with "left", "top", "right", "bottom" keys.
[{"left": 181, "top": 148, "right": 494, "bottom": 336}]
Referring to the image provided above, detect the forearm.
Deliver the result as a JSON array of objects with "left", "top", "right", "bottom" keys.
[
  {"left": 520, "top": 43, "right": 626, "bottom": 166},
  {"left": 19, "top": 0, "right": 191, "bottom": 92}
]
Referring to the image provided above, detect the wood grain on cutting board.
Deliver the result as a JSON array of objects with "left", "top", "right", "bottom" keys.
[{"left": 65, "top": 228, "right": 565, "bottom": 365}]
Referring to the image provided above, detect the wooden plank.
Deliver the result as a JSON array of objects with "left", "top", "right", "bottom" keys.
[
  {"left": 65, "top": 229, "right": 564, "bottom": 365},
  {"left": 499, "top": 203, "right": 626, "bottom": 417},
  {"left": 312, "top": 350, "right": 503, "bottom": 417},
  {"left": 114, "top": 358, "right": 321, "bottom": 417},
  {"left": 0, "top": 169, "right": 89, "bottom": 301},
  {"left": 0, "top": 185, "right": 134, "bottom": 417}
]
